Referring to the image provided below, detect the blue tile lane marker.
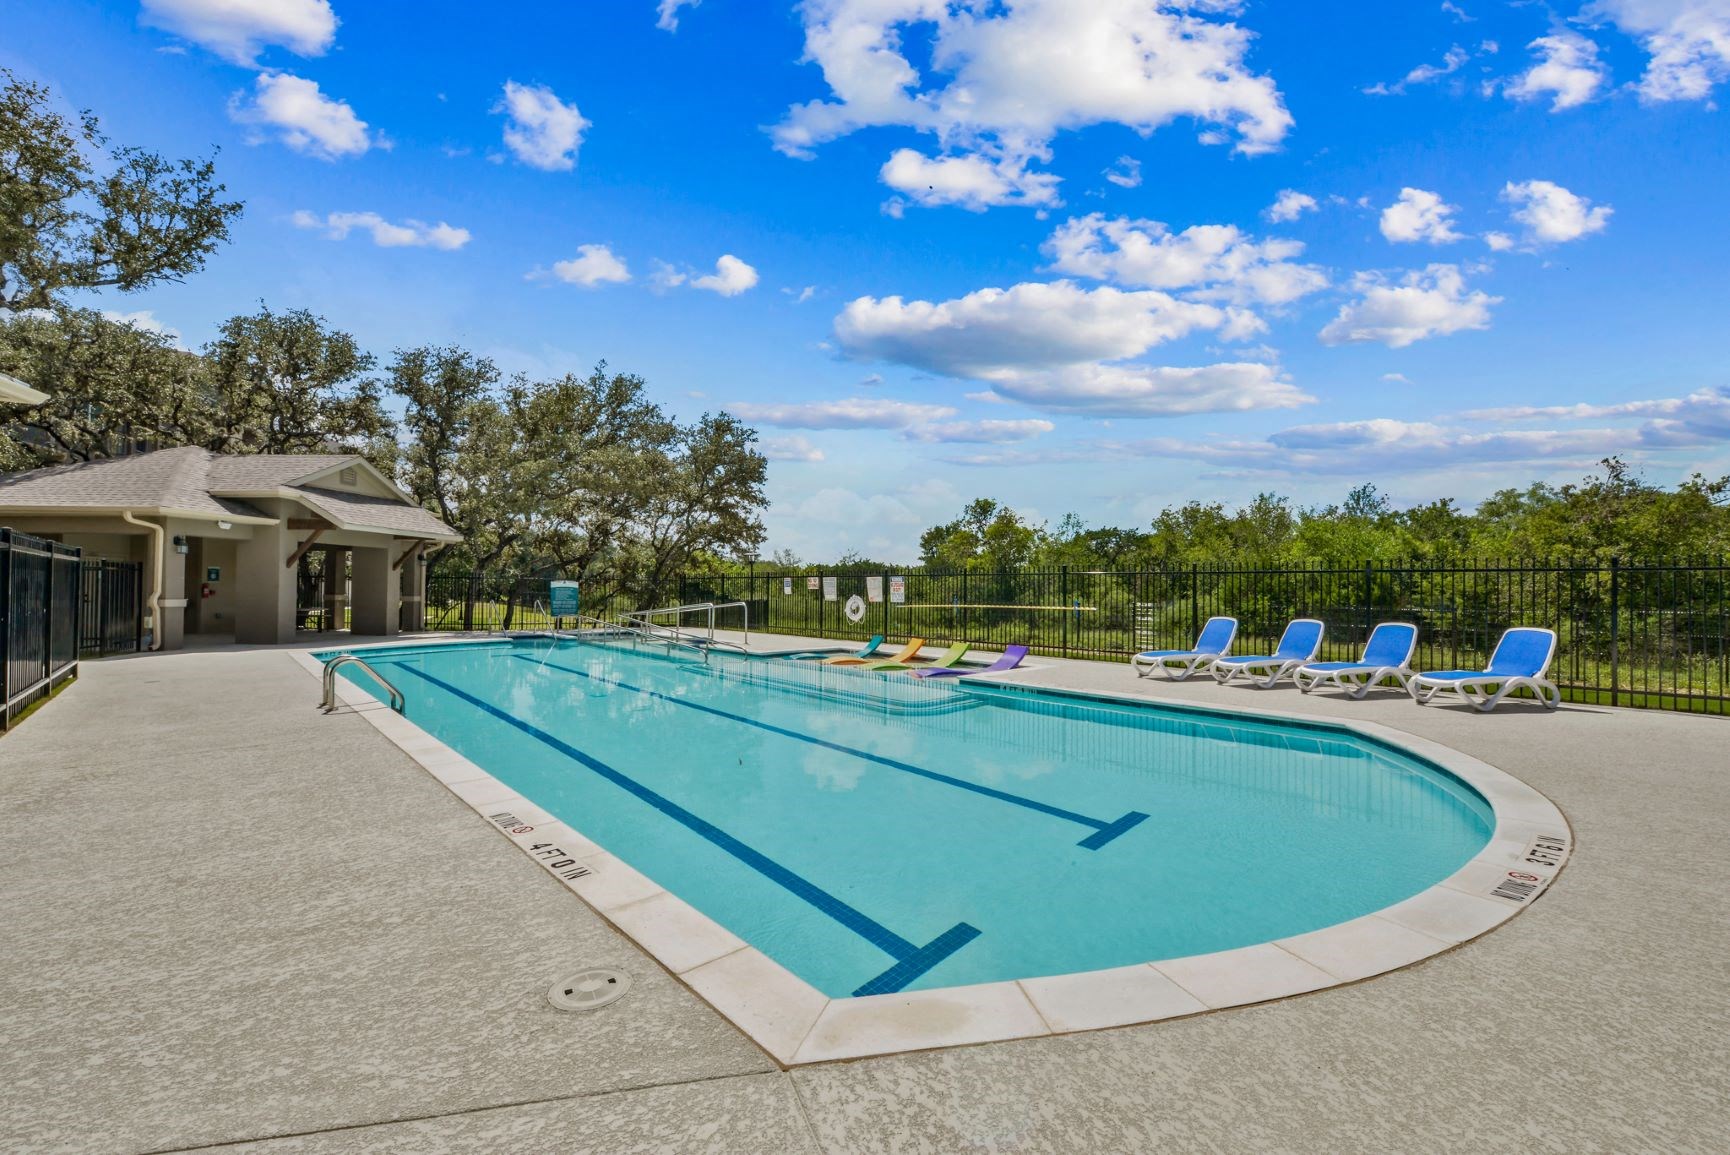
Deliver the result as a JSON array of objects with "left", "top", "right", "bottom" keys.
[
  {"left": 515, "top": 653, "right": 1149, "bottom": 850},
  {"left": 392, "top": 663, "right": 979, "bottom": 997}
]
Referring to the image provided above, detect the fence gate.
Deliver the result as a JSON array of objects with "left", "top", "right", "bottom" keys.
[{"left": 80, "top": 558, "right": 145, "bottom": 657}]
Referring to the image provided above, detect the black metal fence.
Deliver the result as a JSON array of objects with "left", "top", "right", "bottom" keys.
[
  {"left": 421, "top": 559, "right": 1730, "bottom": 714},
  {"left": 1, "top": 528, "right": 83, "bottom": 728},
  {"left": 420, "top": 570, "right": 638, "bottom": 634},
  {"left": 677, "top": 560, "right": 1730, "bottom": 714},
  {"left": 80, "top": 559, "right": 145, "bottom": 656}
]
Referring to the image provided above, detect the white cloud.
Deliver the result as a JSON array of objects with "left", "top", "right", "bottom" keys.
[
  {"left": 657, "top": 0, "right": 701, "bottom": 32},
  {"left": 1043, "top": 214, "right": 1328, "bottom": 307},
  {"left": 1319, "top": 264, "right": 1499, "bottom": 347},
  {"left": 691, "top": 254, "right": 760, "bottom": 296},
  {"left": 772, "top": 0, "right": 1291, "bottom": 210},
  {"left": 292, "top": 210, "right": 470, "bottom": 249},
  {"left": 1504, "top": 33, "right": 1608, "bottom": 110},
  {"left": 141, "top": 0, "right": 335, "bottom": 66},
  {"left": 1502, "top": 179, "right": 1612, "bottom": 244},
  {"left": 761, "top": 434, "right": 825, "bottom": 462},
  {"left": 549, "top": 243, "right": 631, "bottom": 286},
  {"left": 784, "top": 285, "right": 818, "bottom": 303},
  {"left": 986, "top": 362, "right": 1310, "bottom": 417},
  {"left": 729, "top": 397, "right": 957, "bottom": 429},
  {"left": 1484, "top": 230, "right": 1516, "bottom": 251},
  {"left": 1463, "top": 385, "right": 1730, "bottom": 441},
  {"left": 1265, "top": 189, "right": 1318, "bottom": 222},
  {"left": 101, "top": 309, "right": 184, "bottom": 347},
  {"left": 496, "top": 81, "right": 589, "bottom": 171},
  {"left": 1442, "top": 2, "right": 1474, "bottom": 21},
  {"left": 879, "top": 148, "right": 1062, "bottom": 210},
  {"left": 1380, "top": 188, "right": 1464, "bottom": 244},
  {"left": 229, "top": 72, "right": 372, "bottom": 159},
  {"left": 833, "top": 278, "right": 1311, "bottom": 416},
  {"left": 1104, "top": 156, "right": 1143, "bottom": 189},
  {"left": 1364, "top": 45, "right": 1470, "bottom": 94},
  {"left": 1381, "top": 372, "right": 1412, "bottom": 384},
  {"left": 1586, "top": 0, "right": 1730, "bottom": 102},
  {"left": 904, "top": 418, "right": 1055, "bottom": 443}
]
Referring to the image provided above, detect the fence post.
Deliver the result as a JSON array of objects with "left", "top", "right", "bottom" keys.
[
  {"left": 1609, "top": 555, "right": 1620, "bottom": 708},
  {"left": 881, "top": 570, "right": 890, "bottom": 638},
  {"left": 1363, "top": 559, "right": 1374, "bottom": 642},
  {"left": 43, "top": 543, "right": 54, "bottom": 690},
  {"left": 1060, "top": 565, "right": 1070, "bottom": 658},
  {"left": 1190, "top": 563, "right": 1199, "bottom": 640}
]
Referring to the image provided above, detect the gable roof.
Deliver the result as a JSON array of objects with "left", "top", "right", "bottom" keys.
[{"left": 0, "top": 446, "right": 460, "bottom": 541}]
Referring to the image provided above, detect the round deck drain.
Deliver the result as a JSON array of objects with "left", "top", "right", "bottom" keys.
[{"left": 548, "top": 968, "right": 631, "bottom": 1011}]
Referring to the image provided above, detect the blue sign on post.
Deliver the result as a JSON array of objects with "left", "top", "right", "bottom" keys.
[{"left": 549, "top": 580, "right": 580, "bottom": 618}]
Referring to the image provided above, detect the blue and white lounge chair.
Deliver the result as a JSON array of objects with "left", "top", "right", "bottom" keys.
[
  {"left": 1211, "top": 619, "right": 1325, "bottom": 688},
  {"left": 1293, "top": 621, "right": 1418, "bottom": 698},
  {"left": 1408, "top": 627, "right": 1560, "bottom": 712},
  {"left": 1130, "top": 616, "right": 1237, "bottom": 680}
]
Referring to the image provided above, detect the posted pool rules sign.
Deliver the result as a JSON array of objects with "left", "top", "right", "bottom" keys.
[{"left": 549, "top": 580, "right": 580, "bottom": 617}]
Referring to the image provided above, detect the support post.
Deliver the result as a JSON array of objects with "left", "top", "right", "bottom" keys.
[{"left": 1610, "top": 556, "right": 1620, "bottom": 708}]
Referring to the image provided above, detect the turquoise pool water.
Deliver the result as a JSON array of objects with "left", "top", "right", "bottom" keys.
[{"left": 323, "top": 639, "right": 1494, "bottom": 997}]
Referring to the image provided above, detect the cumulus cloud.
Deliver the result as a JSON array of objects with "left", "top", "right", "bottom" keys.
[
  {"left": 1586, "top": 0, "right": 1730, "bottom": 102},
  {"left": 141, "top": 0, "right": 335, "bottom": 65},
  {"left": 761, "top": 434, "right": 825, "bottom": 462},
  {"left": 292, "top": 210, "right": 469, "bottom": 249},
  {"left": 771, "top": 0, "right": 1291, "bottom": 210},
  {"left": 1504, "top": 32, "right": 1608, "bottom": 110},
  {"left": 1265, "top": 189, "right": 1318, "bottom": 222},
  {"left": 1042, "top": 214, "right": 1328, "bottom": 307},
  {"left": 657, "top": 0, "right": 701, "bottom": 32},
  {"left": 1319, "top": 264, "right": 1499, "bottom": 347},
  {"left": 729, "top": 397, "right": 957, "bottom": 430},
  {"left": 693, "top": 254, "right": 760, "bottom": 296},
  {"left": 1364, "top": 44, "right": 1471, "bottom": 94},
  {"left": 1502, "top": 179, "right": 1612, "bottom": 244},
  {"left": 497, "top": 81, "right": 589, "bottom": 171},
  {"left": 1463, "top": 385, "right": 1730, "bottom": 440},
  {"left": 549, "top": 243, "right": 631, "bottom": 286},
  {"left": 879, "top": 148, "right": 1061, "bottom": 210},
  {"left": 229, "top": 73, "right": 372, "bottom": 159},
  {"left": 834, "top": 278, "right": 1312, "bottom": 416},
  {"left": 1379, "top": 188, "right": 1464, "bottom": 244},
  {"left": 1104, "top": 156, "right": 1143, "bottom": 189}
]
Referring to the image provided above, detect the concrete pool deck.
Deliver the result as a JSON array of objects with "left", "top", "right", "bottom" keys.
[{"left": 2, "top": 637, "right": 1726, "bottom": 1152}]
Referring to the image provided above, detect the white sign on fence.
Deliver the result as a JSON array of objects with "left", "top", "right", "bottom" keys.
[
  {"left": 822, "top": 576, "right": 838, "bottom": 601},
  {"left": 889, "top": 576, "right": 906, "bottom": 603},
  {"left": 866, "top": 576, "right": 883, "bottom": 603},
  {"left": 807, "top": 576, "right": 820, "bottom": 591}
]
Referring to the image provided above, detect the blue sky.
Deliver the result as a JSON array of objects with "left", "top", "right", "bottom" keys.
[{"left": 6, "top": 0, "right": 1730, "bottom": 560}]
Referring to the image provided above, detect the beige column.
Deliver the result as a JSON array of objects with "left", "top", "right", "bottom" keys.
[
  {"left": 234, "top": 521, "right": 297, "bottom": 644},
  {"left": 158, "top": 536, "right": 190, "bottom": 650},
  {"left": 398, "top": 544, "right": 425, "bottom": 631},
  {"left": 349, "top": 545, "right": 398, "bottom": 636},
  {"left": 322, "top": 548, "right": 349, "bottom": 632}
]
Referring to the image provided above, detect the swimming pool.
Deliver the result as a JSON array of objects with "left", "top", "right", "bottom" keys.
[{"left": 323, "top": 637, "right": 1497, "bottom": 1000}]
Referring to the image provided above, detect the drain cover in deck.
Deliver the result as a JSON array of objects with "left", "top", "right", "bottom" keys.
[{"left": 548, "top": 968, "right": 631, "bottom": 1011}]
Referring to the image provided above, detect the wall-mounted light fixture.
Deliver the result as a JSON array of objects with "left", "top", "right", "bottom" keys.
[
  {"left": 172, "top": 535, "right": 189, "bottom": 555},
  {"left": 216, "top": 520, "right": 232, "bottom": 531}
]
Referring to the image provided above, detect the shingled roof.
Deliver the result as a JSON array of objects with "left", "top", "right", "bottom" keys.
[{"left": 0, "top": 447, "right": 459, "bottom": 540}]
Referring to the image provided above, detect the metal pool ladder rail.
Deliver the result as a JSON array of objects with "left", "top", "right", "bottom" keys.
[{"left": 321, "top": 655, "right": 406, "bottom": 713}]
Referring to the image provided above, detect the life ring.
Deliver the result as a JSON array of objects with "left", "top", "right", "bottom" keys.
[{"left": 844, "top": 594, "right": 868, "bottom": 623}]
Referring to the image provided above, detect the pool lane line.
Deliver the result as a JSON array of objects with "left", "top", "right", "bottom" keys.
[
  {"left": 514, "top": 653, "right": 1149, "bottom": 851},
  {"left": 392, "top": 663, "right": 980, "bottom": 997}
]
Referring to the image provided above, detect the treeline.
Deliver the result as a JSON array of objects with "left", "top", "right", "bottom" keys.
[
  {"left": 758, "top": 468, "right": 1730, "bottom": 575},
  {"left": 0, "top": 69, "right": 766, "bottom": 607},
  {"left": 0, "top": 308, "right": 768, "bottom": 602}
]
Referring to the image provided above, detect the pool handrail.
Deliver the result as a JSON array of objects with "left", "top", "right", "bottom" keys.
[{"left": 320, "top": 654, "right": 405, "bottom": 713}]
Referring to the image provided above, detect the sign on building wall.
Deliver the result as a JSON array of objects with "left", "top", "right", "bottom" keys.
[
  {"left": 889, "top": 576, "right": 906, "bottom": 603},
  {"left": 549, "top": 580, "right": 580, "bottom": 616}
]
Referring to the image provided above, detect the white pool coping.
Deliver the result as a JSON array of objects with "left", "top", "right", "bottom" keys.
[{"left": 291, "top": 638, "right": 1573, "bottom": 1067}]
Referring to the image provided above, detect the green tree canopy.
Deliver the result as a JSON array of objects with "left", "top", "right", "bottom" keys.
[{"left": 1, "top": 69, "right": 242, "bottom": 313}]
